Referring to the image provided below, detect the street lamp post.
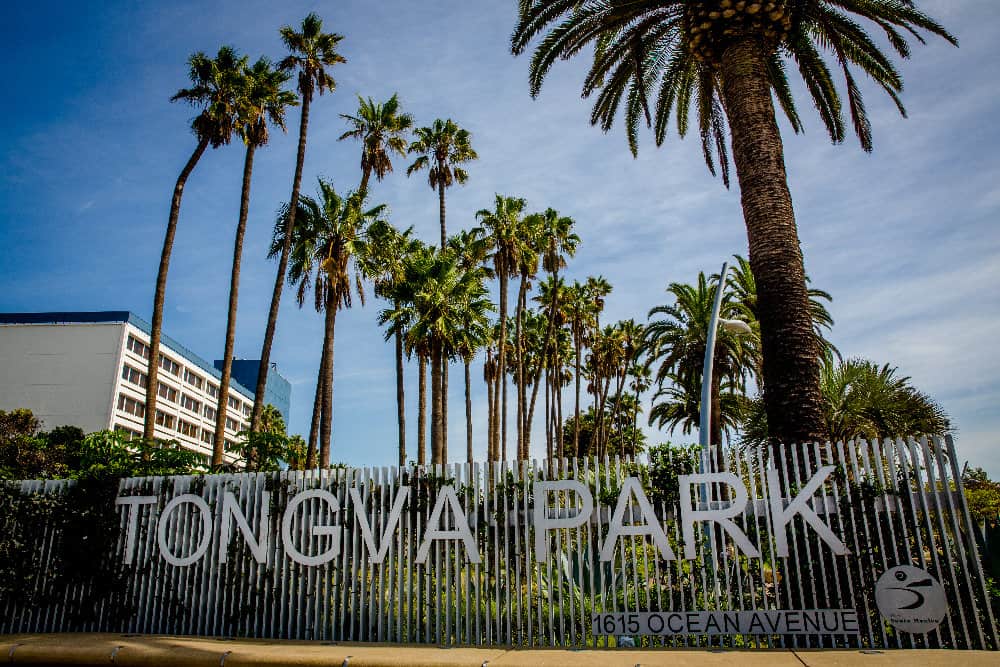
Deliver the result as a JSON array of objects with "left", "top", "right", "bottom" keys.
[{"left": 699, "top": 260, "right": 751, "bottom": 474}]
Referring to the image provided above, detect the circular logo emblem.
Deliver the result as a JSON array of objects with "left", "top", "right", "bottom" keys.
[{"left": 875, "top": 566, "right": 947, "bottom": 633}]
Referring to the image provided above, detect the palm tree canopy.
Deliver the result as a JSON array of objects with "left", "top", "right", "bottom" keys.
[
  {"left": 406, "top": 118, "right": 478, "bottom": 190},
  {"left": 275, "top": 179, "right": 386, "bottom": 314},
  {"left": 380, "top": 250, "right": 494, "bottom": 360},
  {"left": 238, "top": 57, "right": 298, "bottom": 148},
  {"left": 642, "top": 272, "right": 757, "bottom": 392},
  {"left": 171, "top": 45, "right": 248, "bottom": 148},
  {"left": 339, "top": 94, "right": 413, "bottom": 183},
  {"left": 475, "top": 195, "right": 531, "bottom": 278},
  {"left": 512, "top": 1, "right": 956, "bottom": 182},
  {"left": 279, "top": 13, "right": 346, "bottom": 99}
]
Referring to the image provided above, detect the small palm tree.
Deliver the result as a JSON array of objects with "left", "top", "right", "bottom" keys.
[
  {"left": 339, "top": 94, "right": 413, "bottom": 196},
  {"left": 294, "top": 180, "right": 385, "bottom": 467},
  {"left": 741, "top": 357, "right": 951, "bottom": 447},
  {"left": 382, "top": 251, "right": 493, "bottom": 464},
  {"left": 251, "top": 13, "right": 345, "bottom": 431},
  {"left": 364, "top": 221, "right": 423, "bottom": 466},
  {"left": 407, "top": 119, "right": 478, "bottom": 247},
  {"left": 642, "top": 273, "right": 756, "bottom": 463},
  {"left": 475, "top": 195, "right": 530, "bottom": 460},
  {"left": 145, "top": 46, "right": 245, "bottom": 441},
  {"left": 213, "top": 58, "right": 296, "bottom": 467},
  {"left": 512, "top": 0, "right": 956, "bottom": 451}
]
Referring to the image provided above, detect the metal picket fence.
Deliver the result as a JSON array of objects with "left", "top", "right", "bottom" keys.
[{"left": 1, "top": 435, "right": 996, "bottom": 650}]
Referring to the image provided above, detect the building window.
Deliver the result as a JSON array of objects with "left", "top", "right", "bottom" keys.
[
  {"left": 183, "top": 369, "right": 204, "bottom": 390},
  {"left": 204, "top": 405, "right": 217, "bottom": 421},
  {"left": 201, "top": 429, "right": 215, "bottom": 446},
  {"left": 180, "top": 394, "right": 201, "bottom": 413},
  {"left": 225, "top": 416, "right": 239, "bottom": 432},
  {"left": 121, "top": 364, "right": 148, "bottom": 389},
  {"left": 159, "top": 354, "right": 181, "bottom": 377},
  {"left": 126, "top": 335, "right": 150, "bottom": 360},
  {"left": 228, "top": 396, "right": 241, "bottom": 411},
  {"left": 157, "top": 382, "right": 178, "bottom": 403},
  {"left": 155, "top": 410, "right": 175, "bottom": 430},
  {"left": 207, "top": 383, "right": 219, "bottom": 399},
  {"left": 178, "top": 419, "right": 198, "bottom": 438},
  {"left": 243, "top": 403, "right": 252, "bottom": 418},
  {"left": 117, "top": 393, "right": 145, "bottom": 418}
]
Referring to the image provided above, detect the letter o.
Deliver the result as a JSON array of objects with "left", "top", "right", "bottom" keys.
[
  {"left": 281, "top": 489, "right": 341, "bottom": 566},
  {"left": 648, "top": 613, "right": 665, "bottom": 634},
  {"left": 157, "top": 494, "right": 212, "bottom": 567}
]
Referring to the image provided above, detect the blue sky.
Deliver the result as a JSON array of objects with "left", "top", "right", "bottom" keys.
[{"left": 1, "top": 1, "right": 998, "bottom": 474}]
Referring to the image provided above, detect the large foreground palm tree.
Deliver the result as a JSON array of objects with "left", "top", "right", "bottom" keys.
[
  {"left": 212, "top": 59, "right": 296, "bottom": 467},
  {"left": 145, "top": 46, "right": 245, "bottom": 441},
  {"left": 250, "top": 13, "right": 345, "bottom": 432},
  {"left": 511, "top": 1, "right": 955, "bottom": 451}
]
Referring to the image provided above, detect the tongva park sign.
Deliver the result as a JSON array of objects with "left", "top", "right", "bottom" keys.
[{"left": 1, "top": 436, "right": 996, "bottom": 651}]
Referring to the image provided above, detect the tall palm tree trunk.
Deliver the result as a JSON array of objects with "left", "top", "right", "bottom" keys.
[
  {"left": 251, "top": 88, "right": 313, "bottom": 432},
  {"left": 144, "top": 136, "right": 210, "bottom": 441},
  {"left": 442, "top": 359, "right": 448, "bottom": 463},
  {"left": 544, "top": 364, "right": 552, "bottom": 462},
  {"left": 430, "top": 343, "right": 444, "bottom": 465},
  {"left": 395, "top": 324, "right": 406, "bottom": 467},
  {"left": 494, "top": 271, "right": 509, "bottom": 460},
  {"left": 465, "top": 359, "right": 473, "bottom": 464},
  {"left": 486, "top": 352, "right": 495, "bottom": 461},
  {"left": 573, "top": 328, "right": 582, "bottom": 457},
  {"left": 319, "top": 291, "right": 337, "bottom": 467},
  {"left": 437, "top": 179, "right": 447, "bottom": 248},
  {"left": 514, "top": 275, "right": 528, "bottom": 458},
  {"left": 306, "top": 341, "right": 325, "bottom": 469},
  {"left": 418, "top": 354, "right": 427, "bottom": 465},
  {"left": 213, "top": 143, "right": 257, "bottom": 466},
  {"left": 359, "top": 166, "right": 372, "bottom": 200},
  {"left": 556, "top": 357, "right": 564, "bottom": 459},
  {"left": 719, "top": 41, "right": 825, "bottom": 459}
]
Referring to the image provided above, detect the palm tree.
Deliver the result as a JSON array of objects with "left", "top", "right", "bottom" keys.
[
  {"left": 213, "top": 58, "right": 296, "bottom": 467},
  {"left": 476, "top": 195, "right": 529, "bottom": 461},
  {"left": 512, "top": 214, "right": 542, "bottom": 459},
  {"left": 564, "top": 281, "right": 592, "bottom": 457},
  {"left": 448, "top": 229, "right": 495, "bottom": 463},
  {"left": 741, "top": 357, "right": 951, "bottom": 447},
  {"left": 382, "top": 251, "right": 493, "bottom": 464},
  {"left": 269, "top": 200, "right": 322, "bottom": 467},
  {"left": 365, "top": 221, "right": 421, "bottom": 466},
  {"left": 339, "top": 94, "right": 413, "bottom": 196},
  {"left": 642, "top": 273, "right": 756, "bottom": 465},
  {"left": 648, "top": 370, "right": 746, "bottom": 443},
  {"left": 251, "top": 13, "right": 345, "bottom": 432},
  {"left": 406, "top": 119, "right": 478, "bottom": 247},
  {"left": 296, "top": 180, "right": 383, "bottom": 467},
  {"left": 512, "top": 1, "right": 955, "bottom": 450},
  {"left": 144, "top": 46, "right": 245, "bottom": 441}
]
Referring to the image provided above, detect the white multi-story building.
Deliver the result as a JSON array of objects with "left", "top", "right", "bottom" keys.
[{"left": 0, "top": 311, "right": 277, "bottom": 465}]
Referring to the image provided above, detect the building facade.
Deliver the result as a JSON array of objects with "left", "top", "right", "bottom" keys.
[{"left": 0, "top": 311, "right": 290, "bottom": 464}]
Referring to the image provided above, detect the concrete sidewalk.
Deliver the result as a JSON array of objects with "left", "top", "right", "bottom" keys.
[{"left": 2, "top": 634, "right": 996, "bottom": 666}]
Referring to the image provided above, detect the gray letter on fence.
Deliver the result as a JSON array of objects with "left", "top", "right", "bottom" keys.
[
  {"left": 767, "top": 466, "right": 849, "bottom": 557},
  {"left": 220, "top": 491, "right": 270, "bottom": 563},
  {"left": 534, "top": 480, "right": 593, "bottom": 560},
  {"left": 116, "top": 495, "right": 157, "bottom": 564}
]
